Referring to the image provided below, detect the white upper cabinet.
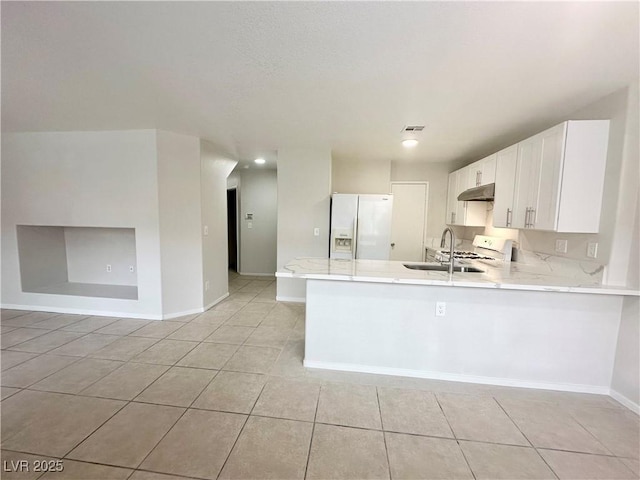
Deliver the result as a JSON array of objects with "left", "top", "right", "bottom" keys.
[
  {"left": 446, "top": 171, "right": 459, "bottom": 225},
  {"left": 446, "top": 166, "right": 486, "bottom": 227},
  {"left": 493, "top": 145, "right": 518, "bottom": 228},
  {"left": 468, "top": 154, "right": 497, "bottom": 187},
  {"left": 450, "top": 120, "right": 609, "bottom": 233},
  {"left": 509, "top": 120, "right": 609, "bottom": 232}
]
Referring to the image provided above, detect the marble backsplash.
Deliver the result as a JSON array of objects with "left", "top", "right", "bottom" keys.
[
  {"left": 511, "top": 248, "right": 605, "bottom": 285},
  {"left": 425, "top": 235, "right": 605, "bottom": 285}
]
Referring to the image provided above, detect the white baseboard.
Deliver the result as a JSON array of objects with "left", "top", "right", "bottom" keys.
[
  {"left": 276, "top": 295, "right": 306, "bottom": 303},
  {"left": 610, "top": 388, "right": 640, "bottom": 414},
  {"left": 202, "top": 292, "right": 229, "bottom": 312},
  {"left": 302, "top": 359, "right": 611, "bottom": 396},
  {"left": 0, "top": 303, "right": 163, "bottom": 320},
  {"left": 162, "top": 306, "right": 204, "bottom": 320},
  {"left": 2, "top": 293, "right": 231, "bottom": 321}
]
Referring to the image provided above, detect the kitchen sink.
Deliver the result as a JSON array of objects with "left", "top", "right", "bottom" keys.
[{"left": 403, "top": 263, "right": 485, "bottom": 273}]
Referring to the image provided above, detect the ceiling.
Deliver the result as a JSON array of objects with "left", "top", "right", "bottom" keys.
[{"left": 2, "top": 2, "right": 638, "bottom": 169}]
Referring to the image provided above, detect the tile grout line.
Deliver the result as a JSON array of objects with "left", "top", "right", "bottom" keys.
[
  {"left": 1, "top": 350, "right": 45, "bottom": 373},
  {"left": 493, "top": 396, "right": 560, "bottom": 480},
  {"left": 29, "top": 357, "right": 128, "bottom": 397},
  {"left": 1, "top": 353, "right": 85, "bottom": 391},
  {"left": 376, "top": 387, "right": 393, "bottom": 480},
  {"left": 132, "top": 403, "right": 191, "bottom": 473},
  {"left": 4, "top": 322, "right": 94, "bottom": 353},
  {"left": 492, "top": 396, "right": 535, "bottom": 448},
  {"left": 564, "top": 407, "right": 619, "bottom": 457},
  {"left": 122, "top": 327, "right": 231, "bottom": 476},
  {"left": 208, "top": 343, "right": 272, "bottom": 480},
  {"left": 213, "top": 402, "right": 255, "bottom": 479},
  {"left": 303, "top": 383, "right": 322, "bottom": 479},
  {"left": 60, "top": 394, "right": 131, "bottom": 463},
  {"left": 434, "top": 393, "right": 477, "bottom": 480}
]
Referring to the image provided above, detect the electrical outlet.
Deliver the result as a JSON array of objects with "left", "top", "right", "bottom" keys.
[
  {"left": 555, "top": 239, "right": 568, "bottom": 253},
  {"left": 129, "top": 265, "right": 134, "bottom": 273},
  {"left": 435, "top": 302, "right": 446, "bottom": 317},
  {"left": 314, "top": 228, "right": 320, "bottom": 236},
  {"left": 205, "top": 280, "right": 210, "bottom": 291},
  {"left": 203, "top": 225, "right": 209, "bottom": 236},
  {"left": 248, "top": 222, "right": 253, "bottom": 229},
  {"left": 587, "top": 242, "right": 598, "bottom": 259},
  {"left": 106, "top": 264, "right": 112, "bottom": 273}
]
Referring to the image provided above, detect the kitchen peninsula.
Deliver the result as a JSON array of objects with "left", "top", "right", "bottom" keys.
[{"left": 277, "top": 256, "right": 639, "bottom": 401}]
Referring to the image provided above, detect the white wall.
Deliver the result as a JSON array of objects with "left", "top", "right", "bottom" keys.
[
  {"left": 332, "top": 158, "right": 391, "bottom": 194},
  {"left": 200, "top": 140, "right": 237, "bottom": 308},
  {"left": 611, "top": 296, "right": 640, "bottom": 412},
  {"left": 156, "top": 131, "right": 204, "bottom": 317},
  {"left": 1, "top": 130, "right": 164, "bottom": 317},
  {"left": 16, "top": 226, "right": 69, "bottom": 291},
  {"left": 277, "top": 148, "right": 332, "bottom": 301},
  {"left": 626, "top": 191, "right": 640, "bottom": 290},
  {"left": 65, "top": 227, "right": 137, "bottom": 286},
  {"left": 238, "top": 169, "right": 277, "bottom": 275},
  {"left": 227, "top": 171, "right": 241, "bottom": 189}
]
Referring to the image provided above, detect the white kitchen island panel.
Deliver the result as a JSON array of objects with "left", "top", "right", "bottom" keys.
[{"left": 305, "top": 279, "right": 622, "bottom": 394}]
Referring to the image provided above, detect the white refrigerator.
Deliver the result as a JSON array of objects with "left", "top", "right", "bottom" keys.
[{"left": 329, "top": 194, "right": 393, "bottom": 260}]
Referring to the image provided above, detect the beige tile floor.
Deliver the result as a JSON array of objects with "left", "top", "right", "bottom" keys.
[{"left": 1, "top": 271, "right": 638, "bottom": 480}]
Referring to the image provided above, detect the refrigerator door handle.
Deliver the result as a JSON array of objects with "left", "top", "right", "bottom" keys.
[{"left": 353, "top": 217, "right": 359, "bottom": 259}]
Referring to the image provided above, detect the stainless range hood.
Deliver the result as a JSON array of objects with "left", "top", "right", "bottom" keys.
[{"left": 457, "top": 183, "right": 495, "bottom": 201}]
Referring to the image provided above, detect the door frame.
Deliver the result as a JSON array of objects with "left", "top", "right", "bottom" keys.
[
  {"left": 389, "top": 181, "right": 430, "bottom": 262},
  {"left": 226, "top": 187, "right": 240, "bottom": 272}
]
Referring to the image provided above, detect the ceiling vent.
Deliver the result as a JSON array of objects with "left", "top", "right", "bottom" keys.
[{"left": 402, "top": 125, "right": 425, "bottom": 133}]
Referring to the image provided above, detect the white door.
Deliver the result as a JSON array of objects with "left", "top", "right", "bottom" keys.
[{"left": 389, "top": 183, "right": 428, "bottom": 261}]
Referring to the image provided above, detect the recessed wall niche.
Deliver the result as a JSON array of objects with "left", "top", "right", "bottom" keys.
[{"left": 16, "top": 225, "right": 138, "bottom": 300}]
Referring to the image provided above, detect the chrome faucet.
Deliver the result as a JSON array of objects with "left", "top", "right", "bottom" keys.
[{"left": 440, "top": 227, "right": 456, "bottom": 275}]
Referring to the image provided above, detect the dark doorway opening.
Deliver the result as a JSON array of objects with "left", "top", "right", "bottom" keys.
[{"left": 227, "top": 188, "right": 238, "bottom": 271}]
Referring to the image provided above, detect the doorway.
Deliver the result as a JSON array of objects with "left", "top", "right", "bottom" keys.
[
  {"left": 389, "top": 182, "right": 429, "bottom": 262},
  {"left": 227, "top": 188, "right": 238, "bottom": 271}
]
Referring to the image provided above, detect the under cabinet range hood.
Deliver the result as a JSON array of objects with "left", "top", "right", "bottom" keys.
[{"left": 457, "top": 183, "right": 495, "bottom": 201}]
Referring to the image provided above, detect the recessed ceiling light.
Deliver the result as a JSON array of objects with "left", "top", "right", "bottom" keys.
[
  {"left": 254, "top": 158, "right": 266, "bottom": 164},
  {"left": 402, "top": 139, "right": 419, "bottom": 148}
]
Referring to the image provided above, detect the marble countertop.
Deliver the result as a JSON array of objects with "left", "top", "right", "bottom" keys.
[{"left": 277, "top": 257, "right": 639, "bottom": 296}]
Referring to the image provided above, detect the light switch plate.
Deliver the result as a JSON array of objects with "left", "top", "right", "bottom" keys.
[
  {"left": 314, "top": 228, "right": 320, "bottom": 236},
  {"left": 587, "top": 242, "right": 598, "bottom": 258}
]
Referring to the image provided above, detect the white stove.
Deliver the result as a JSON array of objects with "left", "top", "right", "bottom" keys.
[
  {"left": 429, "top": 235, "right": 514, "bottom": 263},
  {"left": 436, "top": 250, "right": 497, "bottom": 261}
]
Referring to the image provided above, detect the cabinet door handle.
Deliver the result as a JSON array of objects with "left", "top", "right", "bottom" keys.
[
  {"left": 529, "top": 208, "right": 535, "bottom": 228},
  {"left": 506, "top": 208, "right": 512, "bottom": 227},
  {"left": 477, "top": 171, "right": 482, "bottom": 186},
  {"left": 524, "top": 207, "right": 530, "bottom": 228}
]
